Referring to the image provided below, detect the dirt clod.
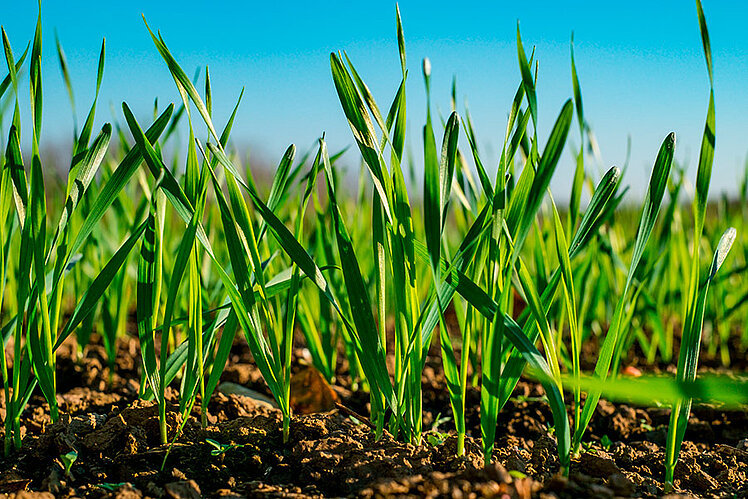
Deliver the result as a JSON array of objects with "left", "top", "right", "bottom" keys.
[{"left": 165, "top": 480, "right": 201, "bottom": 499}]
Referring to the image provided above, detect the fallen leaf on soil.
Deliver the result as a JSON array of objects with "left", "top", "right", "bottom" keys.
[{"left": 290, "top": 365, "right": 338, "bottom": 414}]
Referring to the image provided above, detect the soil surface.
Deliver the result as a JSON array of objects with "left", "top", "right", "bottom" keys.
[{"left": 0, "top": 333, "right": 746, "bottom": 498}]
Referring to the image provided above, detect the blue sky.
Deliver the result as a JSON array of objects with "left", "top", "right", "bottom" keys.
[{"left": 3, "top": 1, "right": 748, "bottom": 200}]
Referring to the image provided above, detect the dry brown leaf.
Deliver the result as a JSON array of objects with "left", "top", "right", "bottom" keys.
[{"left": 290, "top": 366, "right": 339, "bottom": 414}]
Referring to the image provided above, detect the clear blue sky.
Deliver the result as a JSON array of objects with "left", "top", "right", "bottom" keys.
[{"left": 3, "top": 1, "right": 748, "bottom": 200}]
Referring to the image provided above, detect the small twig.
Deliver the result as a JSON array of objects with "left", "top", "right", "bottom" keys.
[{"left": 335, "top": 402, "right": 375, "bottom": 430}]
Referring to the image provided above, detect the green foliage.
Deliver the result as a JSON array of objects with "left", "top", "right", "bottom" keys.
[{"left": 0, "top": 3, "right": 743, "bottom": 490}]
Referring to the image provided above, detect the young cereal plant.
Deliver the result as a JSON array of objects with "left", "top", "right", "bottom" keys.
[
  {"left": 1, "top": 7, "right": 181, "bottom": 455},
  {"left": 664, "top": 0, "right": 737, "bottom": 487},
  {"left": 0, "top": 9, "right": 127, "bottom": 452},
  {"left": 139, "top": 21, "right": 359, "bottom": 443},
  {"left": 327, "top": 6, "right": 420, "bottom": 442},
  {"left": 572, "top": 131, "right": 674, "bottom": 454}
]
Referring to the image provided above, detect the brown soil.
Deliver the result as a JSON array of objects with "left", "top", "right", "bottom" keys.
[{"left": 0, "top": 334, "right": 746, "bottom": 498}]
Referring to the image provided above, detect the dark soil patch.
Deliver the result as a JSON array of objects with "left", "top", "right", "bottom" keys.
[{"left": 0, "top": 334, "right": 746, "bottom": 498}]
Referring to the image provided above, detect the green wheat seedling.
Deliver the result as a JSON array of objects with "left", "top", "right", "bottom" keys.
[
  {"left": 295, "top": 147, "right": 382, "bottom": 391},
  {"left": 328, "top": 13, "right": 569, "bottom": 466},
  {"left": 326, "top": 6, "right": 421, "bottom": 442},
  {"left": 0, "top": 10, "right": 120, "bottom": 452},
  {"left": 1, "top": 10, "right": 187, "bottom": 454},
  {"left": 0, "top": 3, "right": 744, "bottom": 493},
  {"left": 3, "top": 23, "right": 183, "bottom": 458},
  {"left": 1, "top": 5, "right": 183, "bottom": 454},
  {"left": 206, "top": 141, "right": 322, "bottom": 442},
  {"left": 664, "top": 0, "right": 737, "bottom": 487},
  {"left": 665, "top": 227, "right": 735, "bottom": 487},
  {"left": 572, "top": 132, "right": 675, "bottom": 453},
  {"left": 123, "top": 87, "right": 228, "bottom": 442},
  {"left": 135, "top": 22, "right": 352, "bottom": 443},
  {"left": 461, "top": 26, "right": 576, "bottom": 468}
]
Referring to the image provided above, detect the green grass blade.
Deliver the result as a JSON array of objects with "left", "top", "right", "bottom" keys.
[
  {"left": 207, "top": 166, "right": 279, "bottom": 383},
  {"left": 418, "top": 204, "right": 492, "bottom": 354},
  {"left": 144, "top": 19, "right": 219, "bottom": 143},
  {"left": 576, "top": 133, "right": 675, "bottom": 450},
  {"left": 159, "top": 169, "right": 209, "bottom": 406},
  {"left": 562, "top": 372, "right": 748, "bottom": 408},
  {"left": 502, "top": 314, "right": 571, "bottom": 470},
  {"left": 693, "top": 92, "right": 715, "bottom": 241},
  {"left": 462, "top": 112, "right": 494, "bottom": 202},
  {"left": 439, "top": 113, "right": 459, "bottom": 229},
  {"left": 497, "top": 165, "right": 621, "bottom": 406},
  {"left": 207, "top": 142, "right": 338, "bottom": 313},
  {"left": 74, "top": 39, "right": 105, "bottom": 157},
  {"left": 570, "top": 33, "right": 584, "bottom": 137},
  {"left": 386, "top": 78, "right": 407, "bottom": 165},
  {"left": 205, "top": 65, "right": 212, "bottom": 117},
  {"left": 50, "top": 124, "right": 111, "bottom": 259},
  {"left": 696, "top": 0, "right": 713, "bottom": 87},
  {"left": 568, "top": 33, "right": 585, "bottom": 237},
  {"left": 436, "top": 293, "right": 464, "bottom": 448},
  {"left": 256, "top": 145, "right": 295, "bottom": 244},
  {"left": 122, "top": 103, "right": 219, "bottom": 257},
  {"left": 4, "top": 125, "right": 28, "bottom": 229},
  {"left": 204, "top": 308, "right": 238, "bottom": 403},
  {"left": 423, "top": 106, "right": 439, "bottom": 271},
  {"left": 344, "top": 53, "right": 389, "bottom": 141},
  {"left": 568, "top": 166, "right": 621, "bottom": 258},
  {"left": 67, "top": 105, "right": 173, "bottom": 259},
  {"left": 55, "top": 220, "right": 147, "bottom": 349},
  {"left": 0, "top": 38, "right": 28, "bottom": 103},
  {"left": 373, "top": 191, "right": 387, "bottom": 350},
  {"left": 443, "top": 268, "right": 571, "bottom": 469},
  {"left": 551, "top": 197, "right": 581, "bottom": 432},
  {"left": 54, "top": 34, "right": 77, "bottom": 133},
  {"left": 507, "top": 100, "right": 573, "bottom": 265},
  {"left": 516, "top": 23, "right": 537, "bottom": 127},
  {"left": 136, "top": 198, "right": 162, "bottom": 404},
  {"left": 28, "top": 120, "right": 57, "bottom": 422},
  {"left": 666, "top": 227, "right": 736, "bottom": 483},
  {"left": 321, "top": 140, "right": 394, "bottom": 414},
  {"left": 330, "top": 52, "right": 393, "bottom": 222},
  {"left": 392, "top": 158, "right": 421, "bottom": 441},
  {"left": 515, "top": 256, "right": 560, "bottom": 384},
  {"left": 29, "top": 6, "right": 42, "bottom": 145},
  {"left": 395, "top": 4, "right": 406, "bottom": 74}
]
